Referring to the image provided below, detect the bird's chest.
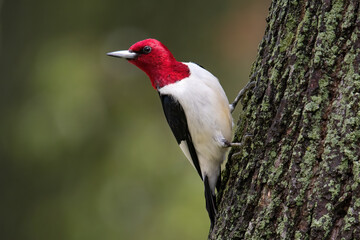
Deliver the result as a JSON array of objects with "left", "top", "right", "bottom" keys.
[{"left": 159, "top": 79, "right": 220, "bottom": 138}]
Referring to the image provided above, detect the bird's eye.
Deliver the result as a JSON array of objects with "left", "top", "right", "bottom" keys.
[{"left": 143, "top": 46, "right": 152, "bottom": 54}]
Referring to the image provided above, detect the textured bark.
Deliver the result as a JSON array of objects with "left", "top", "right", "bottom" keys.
[{"left": 210, "top": 0, "right": 360, "bottom": 239}]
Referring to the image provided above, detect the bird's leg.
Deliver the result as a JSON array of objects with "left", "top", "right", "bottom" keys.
[
  {"left": 229, "top": 81, "right": 256, "bottom": 113},
  {"left": 226, "top": 134, "right": 253, "bottom": 159},
  {"left": 221, "top": 134, "right": 253, "bottom": 148}
]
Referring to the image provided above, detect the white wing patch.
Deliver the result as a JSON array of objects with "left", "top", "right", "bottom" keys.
[{"left": 179, "top": 141, "right": 195, "bottom": 169}]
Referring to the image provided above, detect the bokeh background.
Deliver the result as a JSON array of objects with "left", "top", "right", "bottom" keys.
[{"left": 0, "top": 0, "right": 269, "bottom": 239}]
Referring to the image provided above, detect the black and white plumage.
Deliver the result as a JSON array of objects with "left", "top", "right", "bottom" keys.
[
  {"left": 158, "top": 62, "right": 232, "bottom": 226},
  {"left": 107, "top": 39, "right": 234, "bottom": 228}
]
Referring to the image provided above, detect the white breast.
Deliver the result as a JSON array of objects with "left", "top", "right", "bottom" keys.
[{"left": 159, "top": 62, "right": 232, "bottom": 190}]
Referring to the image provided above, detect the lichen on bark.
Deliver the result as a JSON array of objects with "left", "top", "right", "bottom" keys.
[{"left": 210, "top": 1, "right": 360, "bottom": 239}]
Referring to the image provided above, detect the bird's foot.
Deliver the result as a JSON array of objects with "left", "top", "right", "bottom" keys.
[
  {"left": 229, "top": 81, "right": 256, "bottom": 113},
  {"left": 221, "top": 134, "right": 253, "bottom": 148},
  {"left": 229, "top": 134, "right": 253, "bottom": 158}
]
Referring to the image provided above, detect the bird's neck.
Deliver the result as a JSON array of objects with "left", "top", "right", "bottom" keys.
[{"left": 146, "top": 62, "right": 190, "bottom": 89}]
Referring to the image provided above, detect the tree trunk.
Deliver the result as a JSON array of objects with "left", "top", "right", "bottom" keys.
[{"left": 210, "top": 0, "right": 360, "bottom": 239}]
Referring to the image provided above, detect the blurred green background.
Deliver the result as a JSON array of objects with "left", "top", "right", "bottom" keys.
[{"left": 0, "top": 0, "right": 268, "bottom": 239}]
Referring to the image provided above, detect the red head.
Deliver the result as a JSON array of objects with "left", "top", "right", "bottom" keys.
[{"left": 107, "top": 39, "right": 190, "bottom": 89}]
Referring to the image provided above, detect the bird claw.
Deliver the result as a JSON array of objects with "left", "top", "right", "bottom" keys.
[
  {"left": 231, "top": 151, "right": 242, "bottom": 159},
  {"left": 229, "top": 81, "right": 256, "bottom": 113},
  {"left": 230, "top": 134, "right": 253, "bottom": 159},
  {"left": 222, "top": 134, "right": 253, "bottom": 148}
]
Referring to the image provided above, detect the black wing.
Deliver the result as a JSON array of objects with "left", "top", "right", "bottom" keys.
[{"left": 159, "top": 94, "right": 202, "bottom": 180}]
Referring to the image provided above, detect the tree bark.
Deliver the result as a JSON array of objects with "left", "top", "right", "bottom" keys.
[{"left": 210, "top": 0, "right": 360, "bottom": 239}]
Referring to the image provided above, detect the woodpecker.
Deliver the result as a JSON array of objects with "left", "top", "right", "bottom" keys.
[{"left": 107, "top": 39, "right": 253, "bottom": 228}]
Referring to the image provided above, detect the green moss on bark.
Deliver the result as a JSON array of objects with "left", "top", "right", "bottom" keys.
[{"left": 210, "top": 1, "right": 360, "bottom": 239}]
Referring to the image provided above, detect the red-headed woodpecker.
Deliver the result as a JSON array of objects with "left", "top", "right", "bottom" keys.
[{"left": 107, "top": 39, "right": 254, "bottom": 228}]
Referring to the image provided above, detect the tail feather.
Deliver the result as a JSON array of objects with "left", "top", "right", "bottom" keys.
[
  {"left": 204, "top": 176, "right": 217, "bottom": 229},
  {"left": 216, "top": 169, "right": 222, "bottom": 193}
]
